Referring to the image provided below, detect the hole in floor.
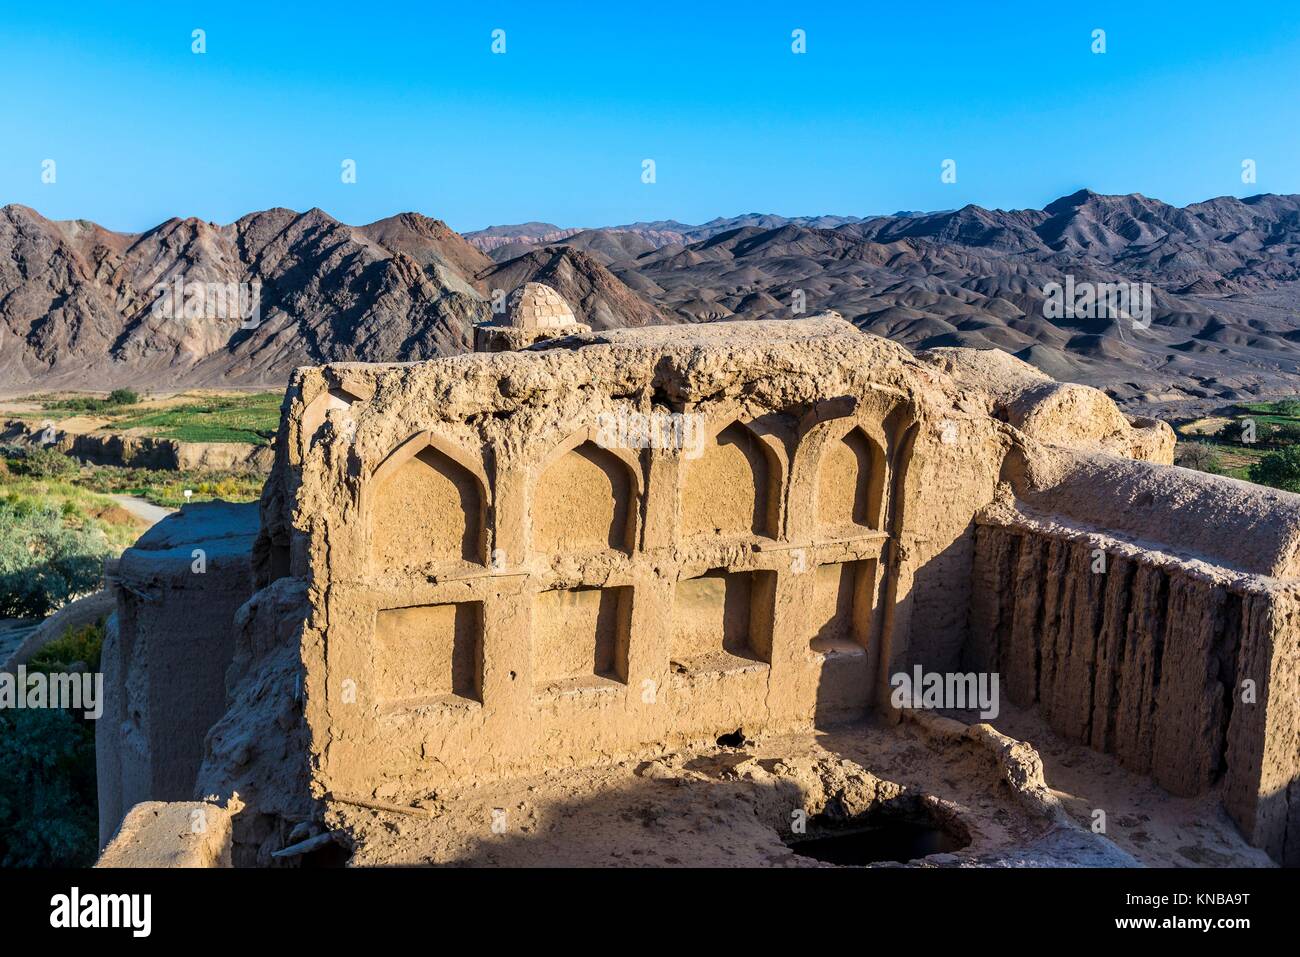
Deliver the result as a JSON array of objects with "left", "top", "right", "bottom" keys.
[
  {"left": 784, "top": 800, "right": 969, "bottom": 866},
  {"left": 298, "top": 840, "right": 352, "bottom": 868},
  {"left": 716, "top": 728, "right": 748, "bottom": 748}
]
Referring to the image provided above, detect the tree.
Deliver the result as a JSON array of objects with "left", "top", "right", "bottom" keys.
[
  {"left": 106, "top": 388, "right": 139, "bottom": 406},
  {"left": 15, "top": 447, "right": 76, "bottom": 479},
  {"left": 0, "top": 500, "right": 108, "bottom": 617},
  {"left": 1216, "top": 419, "right": 1250, "bottom": 444},
  {"left": 0, "top": 708, "right": 97, "bottom": 867},
  {"left": 1175, "top": 442, "right": 1222, "bottom": 474},
  {"left": 1248, "top": 446, "right": 1300, "bottom": 493},
  {"left": 1264, "top": 421, "right": 1300, "bottom": 446}
]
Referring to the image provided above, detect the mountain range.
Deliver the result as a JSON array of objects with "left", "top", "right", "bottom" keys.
[{"left": 5, "top": 191, "right": 1300, "bottom": 411}]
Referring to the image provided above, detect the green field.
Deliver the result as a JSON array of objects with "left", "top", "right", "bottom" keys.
[
  {"left": 6, "top": 391, "right": 283, "bottom": 445},
  {"left": 103, "top": 393, "right": 282, "bottom": 444},
  {"left": 1175, "top": 398, "right": 1300, "bottom": 487}
]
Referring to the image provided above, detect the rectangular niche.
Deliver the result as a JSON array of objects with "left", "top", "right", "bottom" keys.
[
  {"left": 532, "top": 586, "right": 632, "bottom": 692},
  {"left": 374, "top": 601, "right": 483, "bottom": 706},
  {"left": 810, "top": 560, "right": 876, "bottom": 656},
  {"left": 671, "top": 569, "right": 775, "bottom": 673}
]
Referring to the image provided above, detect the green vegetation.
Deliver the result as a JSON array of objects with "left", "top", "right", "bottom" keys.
[
  {"left": 7, "top": 390, "right": 281, "bottom": 445},
  {"left": 1248, "top": 446, "right": 1300, "bottom": 493},
  {"left": 76, "top": 465, "right": 264, "bottom": 509},
  {"left": 1237, "top": 397, "right": 1300, "bottom": 422},
  {"left": 3, "top": 446, "right": 264, "bottom": 509},
  {"left": 0, "top": 460, "right": 159, "bottom": 551},
  {"left": 36, "top": 388, "right": 141, "bottom": 415},
  {"left": 0, "top": 473, "right": 137, "bottom": 618},
  {"left": 1174, "top": 442, "right": 1222, "bottom": 475},
  {"left": 11, "top": 446, "right": 78, "bottom": 480},
  {"left": 28, "top": 619, "right": 105, "bottom": 674},
  {"left": 1178, "top": 397, "right": 1300, "bottom": 485},
  {"left": 0, "top": 706, "right": 99, "bottom": 866},
  {"left": 0, "top": 438, "right": 265, "bottom": 867},
  {"left": 0, "top": 449, "right": 265, "bottom": 614},
  {"left": 1214, "top": 418, "right": 1300, "bottom": 447},
  {"left": 109, "top": 392, "right": 281, "bottom": 444},
  {"left": 0, "top": 619, "right": 104, "bottom": 867}
]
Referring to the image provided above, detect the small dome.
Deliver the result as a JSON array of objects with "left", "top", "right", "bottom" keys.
[{"left": 505, "top": 282, "right": 577, "bottom": 330}]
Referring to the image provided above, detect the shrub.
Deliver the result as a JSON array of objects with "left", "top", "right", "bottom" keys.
[
  {"left": 1264, "top": 421, "right": 1300, "bottom": 446},
  {"left": 1215, "top": 420, "right": 1249, "bottom": 444},
  {"left": 106, "top": 388, "right": 139, "bottom": 407},
  {"left": 1248, "top": 446, "right": 1300, "bottom": 494},
  {"left": 0, "top": 706, "right": 97, "bottom": 867},
  {"left": 0, "top": 499, "right": 108, "bottom": 618},
  {"left": 1214, "top": 418, "right": 1300, "bottom": 447},
  {"left": 14, "top": 447, "right": 77, "bottom": 480},
  {"left": 0, "top": 619, "right": 105, "bottom": 869},
  {"left": 1175, "top": 442, "right": 1222, "bottom": 474},
  {"left": 29, "top": 619, "right": 106, "bottom": 674}
]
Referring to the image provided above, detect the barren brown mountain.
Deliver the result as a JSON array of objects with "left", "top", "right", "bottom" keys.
[
  {"left": 5, "top": 192, "right": 1300, "bottom": 412},
  {"left": 477, "top": 245, "right": 670, "bottom": 331},
  {"left": 473, "top": 191, "right": 1300, "bottom": 412}
]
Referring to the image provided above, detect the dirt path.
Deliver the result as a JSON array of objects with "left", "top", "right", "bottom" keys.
[{"left": 108, "top": 494, "right": 174, "bottom": 527}]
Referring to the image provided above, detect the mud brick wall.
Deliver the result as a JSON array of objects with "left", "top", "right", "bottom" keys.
[
  {"left": 96, "top": 502, "right": 260, "bottom": 847},
  {"left": 970, "top": 521, "right": 1299, "bottom": 865},
  {"left": 262, "top": 318, "right": 1112, "bottom": 805}
]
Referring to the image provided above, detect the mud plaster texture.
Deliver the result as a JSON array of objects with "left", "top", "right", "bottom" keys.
[
  {"left": 96, "top": 502, "right": 260, "bottom": 847},
  {"left": 95, "top": 310, "right": 1300, "bottom": 867},
  {"left": 274, "top": 315, "right": 1051, "bottom": 806},
  {"left": 337, "top": 717, "right": 1134, "bottom": 867},
  {"left": 97, "top": 800, "right": 233, "bottom": 868}
]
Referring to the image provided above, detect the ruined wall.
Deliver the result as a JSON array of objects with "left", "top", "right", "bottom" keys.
[
  {"left": 98, "top": 309, "right": 1281, "bottom": 868},
  {"left": 968, "top": 462, "right": 1300, "bottom": 865},
  {"left": 193, "top": 577, "right": 315, "bottom": 866},
  {"left": 96, "top": 502, "right": 260, "bottom": 846},
  {"left": 257, "top": 317, "right": 1068, "bottom": 804}
]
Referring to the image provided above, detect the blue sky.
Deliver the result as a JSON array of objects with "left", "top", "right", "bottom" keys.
[{"left": 1, "top": 1, "right": 1297, "bottom": 232}]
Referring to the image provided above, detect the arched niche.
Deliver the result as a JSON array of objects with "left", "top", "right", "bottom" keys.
[
  {"left": 300, "top": 387, "right": 360, "bottom": 457},
  {"left": 816, "top": 426, "right": 885, "bottom": 530},
  {"left": 533, "top": 441, "right": 636, "bottom": 554},
  {"left": 369, "top": 436, "right": 487, "bottom": 569},
  {"left": 681, "top": 421, "right": 780, "bottom": 539}
]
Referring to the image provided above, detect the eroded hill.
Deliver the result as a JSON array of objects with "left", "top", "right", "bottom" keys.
[{"left": 6, "top": 191, "right": 1300, "bottom": 412}]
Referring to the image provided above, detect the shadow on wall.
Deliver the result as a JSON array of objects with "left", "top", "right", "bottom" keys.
[
  {"left": 1257, "top": 777, "right": 1298, "bottom": 867},
  {"left": 808, "top": 530, "right": 978, "bottom": 728}
]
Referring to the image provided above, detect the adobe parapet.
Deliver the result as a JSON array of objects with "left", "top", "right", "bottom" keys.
[{"left": 265, "top": 315, "right": 1020, "bottom": 800}]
